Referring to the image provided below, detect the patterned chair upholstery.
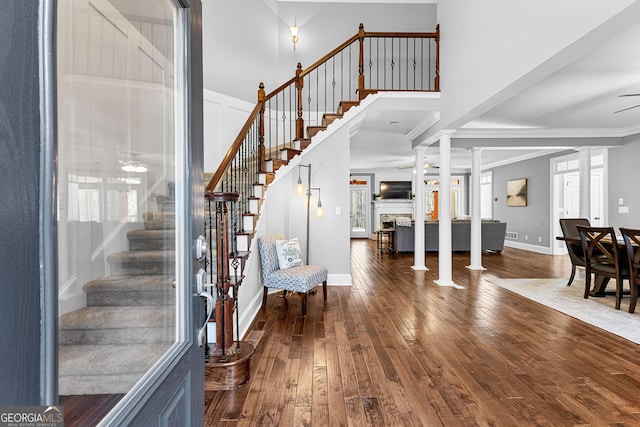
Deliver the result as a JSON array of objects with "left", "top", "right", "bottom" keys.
[{"left": 258, "top": 233, "right": 328, "bottom": 316}]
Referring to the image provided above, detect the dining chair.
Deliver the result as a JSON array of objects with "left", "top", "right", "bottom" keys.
[
  {"left": 620, "top": 228, "right": 640, "bottom": 313},
  {"left": 559, "top": 218, "right": 590, "bottom": 286},
  {"left": 577, "top": 225, "right": 629, "bottom": 309}
]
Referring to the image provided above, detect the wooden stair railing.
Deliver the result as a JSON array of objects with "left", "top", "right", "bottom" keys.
[{"left": 202, "top": 23, "right": 440, "bottom": 371}]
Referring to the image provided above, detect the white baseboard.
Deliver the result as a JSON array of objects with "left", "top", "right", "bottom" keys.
[
  {"left": 504, "top": 240, "right": 552, "bottom": 255},
  {"left": 328, "top": 273, "right": 352, "bottom": 286}
]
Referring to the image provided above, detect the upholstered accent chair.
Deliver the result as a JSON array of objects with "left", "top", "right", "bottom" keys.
[{"left": 257, "top": 233, "right": 327, "bottom": 316}]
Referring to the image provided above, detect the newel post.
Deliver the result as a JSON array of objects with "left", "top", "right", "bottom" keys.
[
  {"left": 434, "top": 24, "right": 440, "bottom": 92},
  {"left": 295, "top": 62, "right": 305, "bottom": 140},
  {"left": 258, "top": 82, "right": 266, "bottom": 172},
  {"left": 358, "top": 23, "right": 365, "bottom": 99}
]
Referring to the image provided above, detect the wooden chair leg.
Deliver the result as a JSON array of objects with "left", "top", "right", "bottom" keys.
[
  {"left": 630, "top": 282, "right": 638, "bottom": 313},
  {"left": 567, "top": 265, "right": 577, "bottom": 286},
  {"left": 322, "top": 280, "right": 327, "bottom": 301},
  {"left": 584, "top": 271, "right": 591, "bottom": 299},
  {"left": 615, "top": 277, "right": 622, "bottom": 310},
  {"left": 262, "top": 287, "right": 268, "bottom": 309},
  {"left": 299, "top": 292, "right": 307, "bottom": 316}
]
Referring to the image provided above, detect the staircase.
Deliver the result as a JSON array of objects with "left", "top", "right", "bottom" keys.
[
  {"left": 59, "top": 198, "right": 176, "bottom": 396},
  {"left": 264, "top": 100, "right": 361, "bottom": 173},
  {"left": 202, "top": 23, "right": 438, "bottom": 387}
]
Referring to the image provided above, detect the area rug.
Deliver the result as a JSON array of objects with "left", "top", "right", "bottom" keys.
[{"left": 483, "top": 275, "right": 640, "bottom": 345}]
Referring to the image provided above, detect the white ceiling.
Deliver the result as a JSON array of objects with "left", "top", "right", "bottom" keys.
[{"left": 349, "top": 19, "right": 640, "bottom": 173}]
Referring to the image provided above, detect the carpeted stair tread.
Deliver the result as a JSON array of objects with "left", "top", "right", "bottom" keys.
[
  {"left": 127, "top": 229, "right": 175, "bottom": 250},
  {"left": 59, "top": 306, "right": 174, "bottom": 345},
  {"left": 83, "top": 275, "right": 174, "bottom": 306},
  {"left": 107, "top": 250, "right": 175, "bottom": 275},
  {"left": 84, "top": 275, "right": 174, "bottom": 292},
  {"left": 60, "top": 305, "right": 173, "bottom": 329},
  {"left": 59, "top": 342, "right": 171, "bottom": 395},
  {"left": 143, "top": 211, "right": 175, "bottom": 230}
]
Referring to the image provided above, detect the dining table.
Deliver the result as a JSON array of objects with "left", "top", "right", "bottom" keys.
[{"left": 555, "top": 234, "right": 632, "bottom": 297}]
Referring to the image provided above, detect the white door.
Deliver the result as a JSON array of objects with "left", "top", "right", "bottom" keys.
[
  {"left": 564, "top": 173, "right": 581, "bottom": 218},
  {"left": 590, "top": 168, "right": 604, "bottom": 226},
  {"left": 56, "top": 0, "right": 204, "bottom": 424},
  {"left": 551, "top": 151, "right": 606, "bottom": 255},
  {"left": 350, "top": 184, "right": 371, "bottom": 238}
]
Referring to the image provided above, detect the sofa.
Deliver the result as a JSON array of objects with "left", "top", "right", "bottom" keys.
[{"left": 392, "top": 220, "right": 507, "bottom": 253}]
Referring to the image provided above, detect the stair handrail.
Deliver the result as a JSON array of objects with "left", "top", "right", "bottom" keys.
[{"left": 206, "top": 22, "right": 440, "bottom": 192}]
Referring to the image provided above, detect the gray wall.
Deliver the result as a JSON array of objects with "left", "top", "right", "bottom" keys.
[
  {"left": 609, "top": 135, "right": 640, "bottom": 229},
  {"left": 485, "top": 137, "right": 640, "bottom": 250},
  {"left": 489, "top": 154, "right": 555, "bottom": 248}
]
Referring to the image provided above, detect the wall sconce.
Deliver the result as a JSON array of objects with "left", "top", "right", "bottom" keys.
[{"left": 290, "top": 19, "right": 299, "bottom": 50}]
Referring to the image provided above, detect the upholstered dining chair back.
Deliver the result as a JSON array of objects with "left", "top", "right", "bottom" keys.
[
  {"left": 577, "top": 225, "right": 629, "bottom": 310},
  {"left": 620, "top": 228, "right": 640, "bottom": 313},
  {"left": 559, "top": 218, "right": 590, "bottom": 286}
]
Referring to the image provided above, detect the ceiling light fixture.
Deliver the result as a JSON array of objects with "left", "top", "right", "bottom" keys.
[{"left": 120, "top": 160, "right": 148, "bottom": 173}]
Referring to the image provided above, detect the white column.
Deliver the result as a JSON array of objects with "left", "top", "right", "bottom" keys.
[
  {"left": 579, "top": 148, "right": 591, "bottom": 221},
  {"left": 412, "top": 147, "right": 427, "bottom": 270},
  {"left": 467, "top": 147, "right": 485, "bottom": 270},
  {"left": 435, "top": 131, "right": 462, "bottom": 288}
]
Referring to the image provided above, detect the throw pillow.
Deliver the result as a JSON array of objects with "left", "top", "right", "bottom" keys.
[{"left": 275, "top": 238, "right": 304, "bottom": 270}]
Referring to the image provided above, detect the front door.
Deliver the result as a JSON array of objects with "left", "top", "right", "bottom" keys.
[{"left": 56, "top": 0, "right": 204, "bottom": 424}]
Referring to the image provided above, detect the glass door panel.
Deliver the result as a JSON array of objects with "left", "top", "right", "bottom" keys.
[
  {"left": 57, "top": 0, "right": 182, "bottom": 417},
  {"left": 350, "top": 185, "right": 370, "bottom": 238}
]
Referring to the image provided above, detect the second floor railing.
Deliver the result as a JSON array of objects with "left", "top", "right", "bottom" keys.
[{"left": 206, "top": 23, "right": 439, "bottom": 195}]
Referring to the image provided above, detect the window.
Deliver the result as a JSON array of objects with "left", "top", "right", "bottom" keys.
[{"left": 424, "top": 177, "right": 463, "bottom": 219}]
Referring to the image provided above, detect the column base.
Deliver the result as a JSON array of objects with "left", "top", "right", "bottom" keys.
[
  {"left": 434, "top": 279, "right": 465, "bottom": 289},
  {"left": 466, "top": 265, "right": 486, "bottom": 271},
  {"left": 411, "top": 265, "right": 428, "bottom": 271}
]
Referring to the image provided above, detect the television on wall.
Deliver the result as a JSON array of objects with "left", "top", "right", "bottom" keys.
[{"left": 379, "top": 181, "right": 412, "bottom": 199}]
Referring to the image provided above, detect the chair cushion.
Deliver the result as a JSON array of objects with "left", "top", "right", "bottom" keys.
[
  {"left": 275, "top": 238, "right": 304, "bottom": 269},
  {"left": 265, "top": 265, "right": 328, "bottom": 293}
]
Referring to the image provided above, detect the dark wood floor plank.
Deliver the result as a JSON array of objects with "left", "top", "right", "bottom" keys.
[
  {"left": 325, "top": 340, "right": 348, "bottom": 426},
  {"left": 202, "top": 240, "right": 640, "bottom": 426}
]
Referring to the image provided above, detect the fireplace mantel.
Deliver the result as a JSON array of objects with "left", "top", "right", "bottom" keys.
[{"left": 373, "top": 199, "right": 414, "bottom": 230}]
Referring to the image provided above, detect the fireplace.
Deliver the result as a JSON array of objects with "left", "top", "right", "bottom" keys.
[{"left": 373, "top": 200, "right": 414, "bottom": 231}]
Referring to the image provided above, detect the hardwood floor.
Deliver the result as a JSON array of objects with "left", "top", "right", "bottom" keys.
[{"left": 205, "top": 239, "right": 640, "bottom": 426}]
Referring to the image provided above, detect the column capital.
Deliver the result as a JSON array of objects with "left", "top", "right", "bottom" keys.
[
  {"left": 438, "top": 129, "right": 456, "bottom": 139},
  {"left": 470, "top": 146, "right": 484, "bottom": 153}
]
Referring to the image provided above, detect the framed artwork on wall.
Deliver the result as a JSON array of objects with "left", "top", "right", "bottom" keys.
[{"left": 507, "top": 178, "right": 527, "bottom": 207}]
